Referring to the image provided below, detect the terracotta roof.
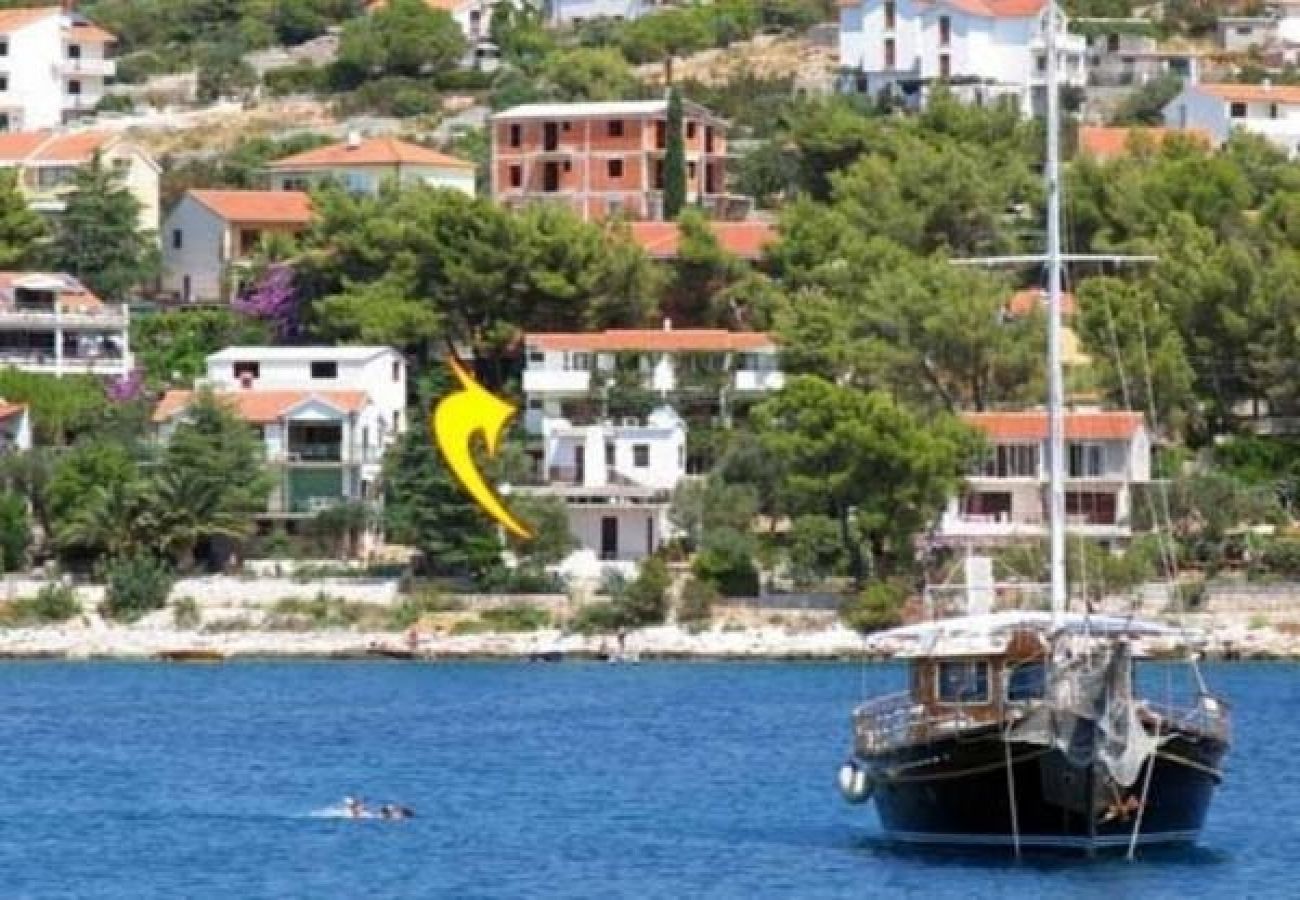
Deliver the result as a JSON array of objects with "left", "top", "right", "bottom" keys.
[
  {"left": 627, "top": 221, "right": 777, "bottom": 260},
  {"left": 1007, "top": 288, "right": 1077, "bottom": 317},
  {"left": 188, "top": 190, "right": 313, "bottom": 224},
  {"left": 67, "top": 21, "right": 115, "bottom": 43},
  {"left": 0, "top": 7, "right": 57, "bottom": 33},
  {"left": 0, "top": 131, "right": 52, "bottom": 162},
  {"left": 528, "top": 329, "right": 776, "bottom": 353},
  {"left": 1077, "top": 126, "right": 1209, "bottom": 161},
  {"left": 1196, "top": 82, "right": 1300, "bottom": 104},
  {"left": 0, "top": 271, "right": 103, "bottom": 310},
  {"left": 940, "top": 0, "right": 1047, "bottom": 17},
  {"left": 153, "top": 389, "right": 370, "bottom": 425},
  {"left": 267, "top": 136, "right": 473, "bottom": 171},
  {"left": 0, "top": 401, "right": 27, "bottom": 421},
  {"left": 0, "top": 129, "right": 119, "bottom": 165},
  {"left": 963, "top": 411, "right": 1145, "bottom": 441}
]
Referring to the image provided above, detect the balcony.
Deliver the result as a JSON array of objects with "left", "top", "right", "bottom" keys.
[
  {"left": 734, "top": 369, "right": 784, "bottom": 392},
  {"left": 57, "top": 58, "right": 116, "bottom": 77},
  {"left": 937, "top": 512, "right": 1130, "bottom": 542},
  {"left": 62, "top": 94, "right": 99, "bottom": 113},
  {"left": 0, "top": 306, "right": 127, "bottom": 329},
  {"left": 0, "top": 349, "right": 129, "bottom": 376},
  {"left": 523, "top": 368, "right": 591, "bottom": 394}
]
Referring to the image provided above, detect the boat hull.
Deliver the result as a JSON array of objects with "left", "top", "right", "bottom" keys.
[{"left": 859, "top": 726, "right": 1227, "bottom": 852}]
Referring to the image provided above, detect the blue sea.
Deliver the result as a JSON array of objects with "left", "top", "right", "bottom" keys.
[{"left": 0, "top": 661, "right": 1289, "bottom": 899}]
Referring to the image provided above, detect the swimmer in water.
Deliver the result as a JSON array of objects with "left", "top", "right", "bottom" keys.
[
  {"left": 344, "top": 796, "right": 366, "bottom": 818},
  {"left": 380, "top": 804, "right": 414, "bottom": 820}
]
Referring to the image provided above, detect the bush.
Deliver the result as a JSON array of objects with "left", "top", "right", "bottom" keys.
[
  {"left": 388, "top": 590, "right": 460, "bottom": 629},
  {"left": 103, "top": 554, "right": 174, "bottom": 623},
  {"left": 263, "top": 62, "right": 329, "bottom": 96},
  {"left": 692, "top": 528, "right": 760, "bottom": 597},
  {"left": 172, "top": 596, "right": 201, "bottom": 629},
  {"left": 266, "top": 593, "right": 377, "bottom": 629},
  {"left": 841, "top": 578, "right": 909, "bottom": 633},
  {"left": 569, "top": 600, "right": 626, "bottom": 635},
  {"left": 621, "top": 557, "right": 672, "bottom": 625},
  {"left": 0, "top": 491, "right": 30, "bottom": 573},
  {"left": 480, "top": 603, "right": 551, "bottom": 632},
  {"left": 0, "top": 583, "right": 80, "bottom": 626},
  {"left": 678, "top": 577, "right": 719, "bottom": 626}
]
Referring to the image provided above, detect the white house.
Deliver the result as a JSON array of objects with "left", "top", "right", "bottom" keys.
[
  {"left": 152, "top": 346, "right": 407, "bottom": 544},
  {"left": 0, "top": 129, "right": 160, "bottom": 232},
  {"left": 1163, "top": 81, "right": 1300, "bottom": 156},
  {"left": 263, "top": 135, "right": 476, "bottom": 196},
  {"left": 0, "top": 400, "right": 31, "bottom": 453},
  {"left": 0, "top": 6, "right": 116, "bottom": 132},
  {"left": 162, "top": 190, "right": 313, "bottom": 304},
  {"left": 521, "top": 326, "right": 784, "bottom": 435},
  {"left": 838, "top": 0, "right": 1087, "bottom": 116},
  {"left": 546, "top": 0, "right": 676, "bottom": 27},
  {"left": 936, "top": 410, "right": 1150, "bottom": 546},
  {"left": 0, "top": 271, "right": 131, "bottom": 377}
]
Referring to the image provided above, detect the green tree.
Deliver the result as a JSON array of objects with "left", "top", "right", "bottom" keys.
[
  {"left": 663, "top": 87, "right": 687, "bottom": 219},
  {"left": 1110, "top": 72, "right": 1184, "bottom": 126},
  {"left": 0, "top": 169, "right": 45, "bottom": 268},
  {"left": 753, "top": 376, "right": 978, "bottom": 583},
  {"left": 692, "top": 527, "right": 760, "bottom": 596},
  {"left": 134, "top": 307, "right": 271, "bottom": 385},
  {"left": 539, "top": 47, "right": 639, "bottom": 102},
  {"left": 48, "top": 153, "right": 159, "bottom": 300},
  {"left": 143, "top": 468, "right": 255, "bottom": 571},
  {"left": 788, "top": 514, "right": 845, "bottom": 587},
  {"left": 196, "top": 40, "right": 258, "bottom": 103},
  {"left": 0, "top": 491, "right": 30, "bottom": 573},
  {"left": 506, "top": 494, "right": 577, "bottom": 573},
  {"left": 618, "top": 9, "right": 713, "bottom": 82},
  {"left": 56, "top": 478, "right": 152, "bottom": 561},
  {"left": 0, "top": 371, "right": 110, "bottom": 445},
  {"left": 102, "top": 552, "right": 174, "bottom": 623},
  {"left": 662, "top": 208, "right": 749, "bottom": 326},
  {"left": 47, "top": 441, "right": 140, "bottom": 540},
  {"left": 160, "top": 390, "right": 272, "bottom": 523},
  {"left": 335, "top": 0, "right": 467, "bottom": 84}
]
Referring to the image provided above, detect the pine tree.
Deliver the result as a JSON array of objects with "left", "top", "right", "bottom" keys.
[
  {"left": 663, "top": 87, "right": 687, "bottom": 220},
  {"left": 0, "top": 170, "right": 45, "bottom": 268},
  {"left": 49, "top": 152, "right": 159, "bottom": 300}
]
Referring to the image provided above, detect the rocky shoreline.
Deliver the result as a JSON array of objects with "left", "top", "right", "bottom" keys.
[{"left": 0, "top": 619, "right": 1297, "bottom": 661}]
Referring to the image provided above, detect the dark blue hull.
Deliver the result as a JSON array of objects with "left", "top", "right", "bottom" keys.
[{"left": 859, "top": 726, "right": 1227, "bottom": 852}]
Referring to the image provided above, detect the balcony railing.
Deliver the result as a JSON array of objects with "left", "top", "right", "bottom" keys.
[
  {"left": 0, "top": 307, "right": 128, "bottom": 328},
  {"left": 57, "top": 58, "right": 116, "bottom": 77},
  {"left": 266, "top": 445, "right": 386, "bottom": 466},
  {"left": 523, "top": 368, "right": 591, "bottom": 393}
]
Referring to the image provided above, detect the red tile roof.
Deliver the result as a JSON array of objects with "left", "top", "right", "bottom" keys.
[
  {"left": 153, "top": 389, "right": 370, "bottom": 425},
  {"left": 529, "top": 329, "right": 776, "bottom": 353},
  {"left": 67, "top": 21, "right": 115, "bottom": 43},
  {"left": 0, "top": 129, "right": 118, "bottom": 164},
  {"left": 963, "top": 411, "right": 1145, "bottom": 441},
  {"left": 1077, "top": 126, "right": 1209, "bottom": 161},
  {"left": 0, "top": 7, "right": 58, "bottom": 33},
  {"left": 188, "top": 190, "right": 313, "bottom": 225},
  {"left": 1007, "top": 288, "right": 1077, "bottom": 317},
  {"left": 0, "top": 131, "right": 52, "bottom": 162},
  {"left": 0, "top": 272, "right": 103, "bottom": 310},
  {"left": 0, "top": 401, "right": 27, "bottom": 421},
  {"left": 1196, "top": 82, "right": 1300, "bottom": 104},
  {"left": 267, "top": 136, "right": 474, "bottom": 171},
  {"left": 627, "top": 221, "right": 777, "bottom": 260},
  {"left": 941, "top": 0, "right": 1047, "bottom": 17}
]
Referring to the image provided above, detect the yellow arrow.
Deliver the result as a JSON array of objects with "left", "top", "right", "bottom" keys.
[{"left": 431, "top": 354, "right": 533, "bottom": 540}]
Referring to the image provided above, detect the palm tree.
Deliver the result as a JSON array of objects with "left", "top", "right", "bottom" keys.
[
  {"left": 142, "top": 469, "right": 254, "bottom": 572},
  {"left": 56, "top": 479, "right": 150, "bottom": 560}
]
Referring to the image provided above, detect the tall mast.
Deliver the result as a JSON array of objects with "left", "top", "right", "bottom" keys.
[{"left": 1045, "top": 0, "right": 1066, "bottom": 624}]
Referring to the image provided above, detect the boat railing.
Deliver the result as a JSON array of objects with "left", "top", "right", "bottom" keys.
[
  {"left": 1144, "top": 693, "right": 1232, "bottom": 744},
  {"left": 852, "top": 692, "right": 993, "bottom": 754}
]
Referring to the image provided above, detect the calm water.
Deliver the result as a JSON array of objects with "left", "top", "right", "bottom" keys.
[{"left": 0, "top": 661, "right": 1289, "bottom": 899}]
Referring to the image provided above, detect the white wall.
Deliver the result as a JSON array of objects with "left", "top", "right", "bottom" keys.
[
  {"left": 162, "top": 196, "right": 227, "bottom": 302},
  {"left": 543, "top": 411, "right": 685, "bottom": 490},
  {"left": 6, "top": 15, "right": 62, "bottom": 131},
  {"left": 565, "top": 505, "right": 667, "bottom": 562},
  {"left": 1164, "top": 87, "right": 1231, "bottom": 145},
  {"left": 270, "top": 164, "right": 475, "bottom": 197}
]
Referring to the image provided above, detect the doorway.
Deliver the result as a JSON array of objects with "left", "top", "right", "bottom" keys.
[{"left": 601, "top": 516, "right": 618, "bottom": 560}]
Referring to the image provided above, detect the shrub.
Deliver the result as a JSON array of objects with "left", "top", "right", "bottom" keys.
[
  {"left": 0, "top": 583, "right": 80, "bottom": 626},
  {"left": 677, "top": 577, "right": 719, "bottom": 626},
  {"left": 1255, "top": 538, "right": 1300, "bottom": 577},
  {"left": 569, "top": 601, "right": 626, "bottom": 635},
  {"left": 479, "top": 603, "right": 551, "bottom": 632},
  {"left": 263, "top": 62, "right": 329, "bottom": 96},
  {"left": 388, "top": 590, "right": 459, "bottom": 629},
  {"left": 267, "top": 593, "right": 375, "bottom": 629},
  {"left": 0, "top": 491, "right": 30, "bottom": 573},
  {"left": 621, "top": 557, "right": 672, "bottom": 625},
  {"left": 172, "top": 596, "right": 201, "bottom": 629},
  {"left": 841, "top": 578, "right": 909, "bottom": 633},
  {"left": 692, "top": 528, "right": 760, "bottom": 597},
  {"left": 103, "top": 554, "right": 174, "bottom": 623}
]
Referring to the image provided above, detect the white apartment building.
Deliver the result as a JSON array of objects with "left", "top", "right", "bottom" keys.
[
  {"left": 153, "top": 347, "right": 407, "bottom": 538},
  {"left": 838, "top": 0, "right": 1087, "bottom": 117},
  {"left": 521, "top": 327, "right": 784, "bottom": 434},
  {"left": 0, "top": 271, "right": 131, "bottom": 377},
  {"left": 0, "top": 6, "right": 116, "bottom": 132},
  {"left": 263, "top": 135, "right": 476, "bottom": 197},
  {"left": 0, "top": 129, "right": 160, "bottom": 232},
  {"left": 546, "top": 0, "right": 676, "bottom": 26},
  {"left": 520, "top": 327, "right": 782, "bottom": 573},
  {"left": 936, "top": 410, "right": 1150, "bottom": 546},
  {"left": 1164, "top": 82, "right": 1300, "bottom": 155},
  {"left": 162, "top": 190, "right": 313, "bottom": 303}
]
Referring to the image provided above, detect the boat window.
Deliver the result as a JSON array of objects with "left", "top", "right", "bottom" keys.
[
  {"left": 1007, "top": 660, "right": 1046, "bottom": 701},
  {"left": 936, "top": 661, "right": 989, "bottom": 704}
]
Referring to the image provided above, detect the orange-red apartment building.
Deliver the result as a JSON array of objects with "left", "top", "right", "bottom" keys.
[{"left": 490, "top": 100, "right": 745, "bottom": 221}]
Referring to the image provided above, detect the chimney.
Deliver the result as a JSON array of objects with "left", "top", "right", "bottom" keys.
[
  {"left": 662, "top": 317, "right": 673, "bottom": 331},
  {"left": 346, "top": 130, "right": 362, "bottom": 149}
]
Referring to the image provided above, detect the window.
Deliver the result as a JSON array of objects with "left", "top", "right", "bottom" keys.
[
  {"left": 0, "top": 76, "right": 7, "bottom": 92},
  {"left": 608, "top": 120, "right": 624, "bottom": 137},
  {"left": 1068, "top": 442, "right": 1105, "bottom": 477},
  {"left": 233, "top": 361, "right": 260, "bottom": 380},
  {"left": 562, "top": 121, "right": 571, "bottom": 131},
  {"left": 633, "top": 444, "right": 650, "bottom": 467},
  {"left": 171, "top": 228, "right": 182, "bottom": 250},
  {"left": 607, "top": 159, "right": 623, "bottom": 178},
  {"left": 1107, "top": 34, "right": 1119, "bottom": 53},
  {"left": 568, "top": 352, "right": 593, "bottom": 371},
  {"left": 67, "top": 79, "right": 81, "bottom": 96},
  {"left": 651, "top": 159, "right": 665, "bottom": 189},
  {"left": 1230, "top": 101, "right": 1247, "bottom": 119},
  {"left": 528, "top": 350, "right": 545, "bottom": 365},
  {"left": 654, "top": 120, "right": 666, "bottom": 149},
  {"left": 1007, "top": 661, "right": 1046, "bottom": 701},
  {"left": 936, "top": 661, "right": 990, "bottom": 704},
  {"left": 1036, "top": 54, "right": 1046, "bottom": 73},
  {"left": 392, "top": 360, "right": 401, "bottom": 382},
  {"left": 687, "top": 161, "right": 696, "bottom": 179},
  {"left": 605, "top": 441, "right": 615, "bottom": 467},
  {"left": 508, "top": 164, "right": 522, "bottom": 188},
  {"left": 884, "top": 0, "right": 895, "bottom": 29},
  {"left": 979, "top": 444, "right": 1038, "bottom": 478},
  {"left": 939, "top": 15, "right": 950, "bottom": 47},
  {"left": 939, "top": 53, "right": 950, "bottom": 79},
  {"left": 508, "top": 123, "right": 522, "bottom": 147},
  {"left": 0, "top": 40, "right": 7, "bottom": 57},
  {"left": 686, "top": 121, "right": 697, "bottom": 139},
  {"left": 1236, "top": 26, "right": 1253, "bottom": 36},
  {"left": 311, "top": 361, "right": 338, "bottom": 379},
  {"left": 884, "top": 38, "right": 895, "bottom": 70},
  {"left": 68, "top": 44, "right": 81, "bottom": 59},
  {"left": 1270, "top": 103, "right": 1280, "bottom": 120}
]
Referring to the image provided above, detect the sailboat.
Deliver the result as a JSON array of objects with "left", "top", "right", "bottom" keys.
[{"left": 835, "top": 4, "right": 1231, "bottom": 855}]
